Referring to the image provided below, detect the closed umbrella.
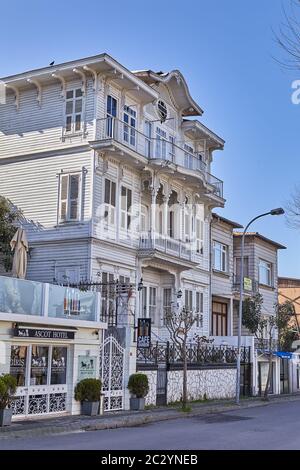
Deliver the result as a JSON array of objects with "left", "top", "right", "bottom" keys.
[{"left": 10, "top": 228, "right": 29, "bottom": 279}]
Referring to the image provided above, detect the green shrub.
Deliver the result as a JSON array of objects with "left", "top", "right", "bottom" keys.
[
  {"left": 127, "top": 373, "right": 149, "bottom": 398},
  {"left": 0, "top": 374, "right": 17, "bottom": 409},
  {"left": 74, "top": 378, "right": 102, "bottom": 402}
]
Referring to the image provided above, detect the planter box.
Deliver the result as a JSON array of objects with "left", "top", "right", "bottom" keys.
[
  {"left": 0, "top": 408, "right": 13, "bottom": 427},
  {"left": 81, "top": 401, "right": 99, "bottom": 416},
  {"left": 130, "top": 397, "right": 145, "bottom": 411}
]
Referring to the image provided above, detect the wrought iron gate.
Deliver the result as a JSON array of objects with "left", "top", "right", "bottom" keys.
[{"left": 100, "top": 335, "right": 125, "bottom": 411}]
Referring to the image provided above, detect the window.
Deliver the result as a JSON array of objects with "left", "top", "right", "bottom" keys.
[
  {"left": 157, "top": 100, "right": 167, "bottom": 121},
  {"left": 65, "top": 88, "right": 83, "bottom": 133},
  {"left": 123, "top": 105, "right": 136, "bottom": 147},
  {"left": 235, "top": 257, "right": 249, "bottom": 280},
  {"left": 184, "top": 144, "right": 194, "bottom": 170},
  {"left": 59, "top": 173, "right": 81, "bottom": 222},
  {"left": 106, "top": 95, "right": 117, "bottom": 137},
  {"left": 10, "top": 346, "right": 27, "bottom": 386},
  {"left": 185, "top": 289, "right": 193, "bottom": 311},
  {"left": 155, "top": 127, "right": 167, "bottom": 159},
  {"left": 51, "top": 347, "right": 67, "bottom": 385},
  {"left": 30, "top": 346, "right": 49, "bottom": 386},
  {"left": 212, "top": 301, "right": 228, "bottom": 336},
  {"left": 149, "top": 287, "right": 157, "bottom": 324},
  {"left": 168, "top": 210, "right": 174, "bottom": 238},
  {"left": 184, "top": 204, "right": 191, "bottom": 242},
  {"left": 104, "top": 178, "right": 116, "bottom": 226},
  {"left": 213, "top": 241, "right": 228, "bottom": 272},
  {"left": 163, "top": 288, "right": 172, "bottom": 323},
  {"left": 195, "top": 217, "right": 204, "bottom": 254},
  {"left": 121, "top": 186, "right": 132, "bottom": 230},
  {"left": 168, "top": 136, "right": 175, "bottom": 161},
  {"left": 259, "top": 259, "right": 272, "bottom": 286}
]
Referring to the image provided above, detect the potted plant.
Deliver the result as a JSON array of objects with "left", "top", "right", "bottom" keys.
[
  {"left": 0, "top": 374, "right": 17, "bottom": 426},
  {"left": 128, "top": 373, "right": 149, "bottom": 411},
  {"left": 74, "top": 378, "right": 102, "bottom": 416}
]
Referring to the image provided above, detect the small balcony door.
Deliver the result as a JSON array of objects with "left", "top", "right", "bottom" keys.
[
  {"left": 123, "top": 105, "right": 136, "bottom": 147},
  {"left": 106, "top": 95, "right": 117, "bottom": 137}
]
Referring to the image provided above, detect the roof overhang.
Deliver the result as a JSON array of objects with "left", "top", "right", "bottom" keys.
[
  {"left": 1, "top": 53, "right": 158, "bottom": 104},
  {"left": 182, "top": 120, "right": 225, "bottom": 150},
  {"left": 233, "top": 232, "right": 286, "bottom": 250},
  {"left": 132, "top": 69, "right": 203, "bottom": 116}
]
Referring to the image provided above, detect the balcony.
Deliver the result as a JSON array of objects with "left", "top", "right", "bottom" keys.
[
  {"left": 0, "top": 275, "right": 102, "bottom": 324},
  {"left": 138, "top": 232, "right": 200, "bottom": 269},
  {"left": 94, "top": 117, "right": 223, "bottom": 199},
  {"left": 232, "top": 275, "right": 258, "bottom": 295}
]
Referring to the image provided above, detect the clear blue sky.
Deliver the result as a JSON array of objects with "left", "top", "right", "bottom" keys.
[{"left": 1, "top": 0, "right": 299, "bottom": 277}]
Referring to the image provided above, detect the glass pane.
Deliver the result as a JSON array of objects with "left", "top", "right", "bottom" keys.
[
  {"left": 75, "top": 88, "right": 83, "bottom": 97},
  {"left": 0, "top": 276, "right": 43, "bottom": 315},
  {"left": 70, "top": 200, "right": 78, "bottom": 219},
  {"left": 70, "top": 175, "right": 79, "bottom": 199},
  {"left": 75, "top": 99, "right": 82, "bottom": 113},
  {"left": 75, "top": 114, "right": 81, "bottom": 131},
  {"left": 10, "top": 346, "right": 27, "bottom": 386},
  {"left": 66, "top": 116, "right": 72, "bottom": 132},
  {"left": 66, "top": 90, "right": 74, "bottom": 99},
  {"left": 30, "top": 346, "right": 49, "bottom": 386},
  {"left": 111, "top": 181, "right": 116, "bottom": 206},
  {"left": 51, "top": 347, "right": 67, "bottom": 385},
  {"left": 104, "top": 179, "right": 110, "bottom": 204},
  {"left": 66, "top": 100, "right": 73, "bottom": 115},
  {"left": 48, "top": 284, "right": 96, "bottom": 321},
  {"left": 60, "top": 175, "right": 68, "bottom": 200}
]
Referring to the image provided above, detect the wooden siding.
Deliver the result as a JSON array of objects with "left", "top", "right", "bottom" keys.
[{"left": 211, "top": 219, "right": 234, "bottom": 297}]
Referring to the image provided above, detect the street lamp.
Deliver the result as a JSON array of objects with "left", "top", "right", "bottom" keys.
[{"left": 235, "top": 207, "right": 284, "bottom": 405}]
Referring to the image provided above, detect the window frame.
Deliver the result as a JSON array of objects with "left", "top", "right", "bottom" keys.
[
  {"left": 212, "top": 301, "right": 228, "bottom": 336},
  {"left": 104, "top": 178, "right": 116, "bottom": 227},
  {"left": 58, "top": 172, "right": 82, "bottom": 223},
  {"left": 213, "top": 241, "right": 228, "bottom": 273},
  {"left": 259, "top": 259, "right": 272, "bottom": 287},
  {"left": 64, "top": 88, "right": 84, "bottom": 135},
  {"left": 120, "top": 185, "right": 132, "bottom": 231}
]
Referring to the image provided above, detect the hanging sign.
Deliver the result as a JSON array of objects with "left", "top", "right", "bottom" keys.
[
  {"left": 137, "top": 318, "right": 151, "bottom": 348},
  {"left": 243, "top": 277, "right": 253, "bottom": 292}
]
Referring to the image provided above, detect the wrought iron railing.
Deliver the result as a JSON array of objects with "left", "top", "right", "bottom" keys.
[
  {"left": 139, "top": 231, "right": 194, "bottom": 260},
  {"left": 232, "top": 275, "right": 259, "bottom": 294},
  {"left": 137, "top": 341, "right": 251, "bottom": 366},
  {"left": 254, "top": 338, "right": 278, "bottom": 351},
  {"left": 95, "top": 116, "right": 223, "bottom": 197}
]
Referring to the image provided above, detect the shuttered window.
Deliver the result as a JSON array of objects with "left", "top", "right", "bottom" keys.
[
  {"left": 121, "top": 186, "right": 132, "bottom": 230},
  {"left": 59, "top": 173, "right": 81, "bottom": 222},
  {"left": 104, "top": 179, "right": 116, "bottom": 226},
  {"left": 65, "top": 88, "right": 83, "bottom": 133}
]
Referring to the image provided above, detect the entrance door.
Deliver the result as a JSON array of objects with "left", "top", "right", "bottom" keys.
[
  {"left": 100, "top": 335, "right": 125, "bottom": 411},
  {"left": 280, "top": 358, "right": 289, "bottom": 394},
  {"left": 10, "top": 344, "right": 68, "bottom": 417}
]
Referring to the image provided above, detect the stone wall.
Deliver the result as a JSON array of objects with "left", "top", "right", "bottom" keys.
[
  {"left": 143, "top": 370, "right": 157, "bottom": 406},
  {"left": 144, "top": 367, "right": 236, "bottom": 406}
]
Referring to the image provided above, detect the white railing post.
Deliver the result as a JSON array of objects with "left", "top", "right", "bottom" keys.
[{"left": 43, "top": 283, "right": 50, "bottom": 318}]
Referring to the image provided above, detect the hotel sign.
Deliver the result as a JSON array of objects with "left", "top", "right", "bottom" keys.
[{"left": 13, "top": 328, "right": 75, "bottom": 340}]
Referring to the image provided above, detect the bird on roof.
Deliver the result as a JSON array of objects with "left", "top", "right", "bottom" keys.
[{"left": 49, "top": 61, "right": 55, "bottom": 66}]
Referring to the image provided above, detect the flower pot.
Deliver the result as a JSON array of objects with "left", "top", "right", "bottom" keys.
[
  {"left": 130, "top": 397, "right": 145, "bottom": 411},
  {"left": 81, "top": 401, "right": 100, "bottom": 416},
  {"left": 0, "top": 408, "right": 13, "bottom": 427}
]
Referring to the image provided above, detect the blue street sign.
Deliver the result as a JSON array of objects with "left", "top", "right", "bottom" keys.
[{"left": 274, "top": 351, "right": 293, "bottom": 359}]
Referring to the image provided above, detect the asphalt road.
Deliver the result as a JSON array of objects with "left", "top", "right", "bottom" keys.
[{"left": 1, "top": 400, "right": 300, "bottom": 450}]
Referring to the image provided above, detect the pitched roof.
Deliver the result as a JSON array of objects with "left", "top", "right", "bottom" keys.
[
  {"left": 212, "top": 213, "right": 243, "bottom": 228},
  {"left": 233, "top": 232, "right": 286, "bottom": 250}
]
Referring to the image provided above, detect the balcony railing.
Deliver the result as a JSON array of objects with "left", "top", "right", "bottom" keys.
[
  {"left": 0, "top": 275, "right": 99, "bottom": 322},
  {"left": 139, "top": 231, "right": 195, "bottom": 261},
  {"left": 96, "top": 116, "right": 223, "bottom": 198},
  {"left": 232, "top": 275, "right": 259, "bottom": 294}
]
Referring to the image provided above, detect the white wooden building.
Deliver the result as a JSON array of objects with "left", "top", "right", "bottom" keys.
[{"left": 0, "top": 53, "right": 225, "bottom": 343}]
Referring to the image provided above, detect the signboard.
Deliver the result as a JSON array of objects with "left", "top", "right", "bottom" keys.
[
  {"left": 137, "top": 318, "right": 151, "bottom": 348},
  {"left": 13, "top": 328, "right": 75, "bottom": 340},
  {"left": 275, "top": 351, "right": 293, "bottom": 359},
  {"left": 78, "top": 355, "right": 97, "bottom": 381},
  {"left": 243, "top": 277, "right": 253, "bottom": 292}
]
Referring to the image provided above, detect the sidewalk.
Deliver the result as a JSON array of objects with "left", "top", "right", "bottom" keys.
[{"left": 1, "top": 393, "right": 300, "bottom": 440}]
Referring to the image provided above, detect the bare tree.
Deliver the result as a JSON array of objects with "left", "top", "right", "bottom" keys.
[
  {"left": 165, "top": 307, "right": 196, "bottom": 409},
  {"left": 274, "top": 0, "right": 300, "bottom": 70}
]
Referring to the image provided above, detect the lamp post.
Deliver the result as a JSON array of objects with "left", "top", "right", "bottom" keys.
[{"left": 235, "top": 207, "right": 284, "bottom": 405}]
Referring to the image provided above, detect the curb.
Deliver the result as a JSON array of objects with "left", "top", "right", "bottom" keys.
[{"left": 0, "top": 395, "right": 299, "bottom": 440}]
